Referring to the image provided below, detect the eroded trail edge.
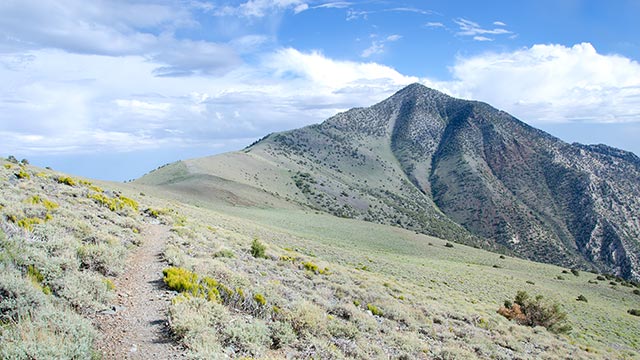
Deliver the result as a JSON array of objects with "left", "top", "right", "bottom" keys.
[{"left": 95, "top": 224, "right": 184, "bottom": 359}]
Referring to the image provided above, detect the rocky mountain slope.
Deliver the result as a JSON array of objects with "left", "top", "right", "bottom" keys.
[{"left": 138, "top": 84, "right": 640, "bottom": 280}]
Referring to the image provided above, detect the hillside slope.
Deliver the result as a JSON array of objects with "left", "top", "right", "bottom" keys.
[
  {"left": 138, "top": 84, "right": 640, "bottom": 280},
  {"left": 3, "top": 159, "right": 640, "bottom": 359}
]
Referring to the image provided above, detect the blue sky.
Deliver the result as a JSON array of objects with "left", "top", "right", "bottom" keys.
[{"left": 1, "top": 0, "right": 639, "bottom": 181}]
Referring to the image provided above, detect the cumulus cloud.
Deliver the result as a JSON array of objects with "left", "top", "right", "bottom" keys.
[
  {"left": 1, "top": 2, "right": 638, "bottom": 164},
  {"left": 440, "top": 43, "right": 640, "bottom": 123},
  {"left": 0, "top": 1, "right": 241, "bottom": 76},
  {"left": 0, "top": 47, "right": 416, "bottom": 156}
]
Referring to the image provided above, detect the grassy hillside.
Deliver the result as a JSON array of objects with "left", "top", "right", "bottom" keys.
[
  {"left": 137, "top": 84, "right": 640, "bottom": 281},
  {"left": 2, "top": 158, "right": 639, "bottom": 359},
  {"left": 130, "top": 180, "right": 640, "bottom": 358}
]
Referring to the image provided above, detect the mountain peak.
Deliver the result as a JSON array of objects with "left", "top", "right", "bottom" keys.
[
  {"left": 390, "top": 83, "right": 451, "bottom": 102},
  {"left": 239, "top": 84, "right": 640, "bottom": 280}
]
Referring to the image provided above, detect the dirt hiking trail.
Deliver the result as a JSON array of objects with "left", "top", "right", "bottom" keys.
[{"left": 94, "top": 224, "right": 185, "bottom": 359}]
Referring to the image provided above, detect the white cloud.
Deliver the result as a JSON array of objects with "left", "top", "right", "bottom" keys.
[
  {"left": 0, "top": 47, "right": 417, "bottom": 156},
  {"left": 346, "top": 9, "right": 368, "bottom": 21},
  {"left": 1, "top": 2, "right": 638, "bottom": 163},
  {"left": 454, "top": 18, "right": 512, "bottom": 41},
  {"left": 387, "top": 7, "right": 433, "bottom": 15},
  {"left": 361, "top": 42, "right": 384, "bottom": 58},
  {"left": 314, "top": 2, "right": 352, "bottom": 9},
  {"left": 0, "top": 1, "right": 241, "bottom": 76},
  {"left": 439, "top": 43, "right": 640, "bottom": 123},
  {"left": 294, "top": 3, "right": 309, "bottom": 13},
  {"left": 4, "top": 40, "right": 638, "bottom": 159},
  {"left": 425, "top": 22, "right": 444, "bottom": 28},
  {"left": 219, "top": 0, "right": 308, "bottom": 17},
  {"left": 361, "top": 34, "right": 402, "bottom": 58},
  {"left": 346, "top": 6, "right": 433, "bottom": 21},
  {"left": 493, "top": 21, "right": 507, "bottom": 26}
]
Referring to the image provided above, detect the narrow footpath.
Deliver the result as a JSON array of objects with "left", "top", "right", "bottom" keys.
[{"left": 94, "top": 224, "right": 184, "bottom": 359}]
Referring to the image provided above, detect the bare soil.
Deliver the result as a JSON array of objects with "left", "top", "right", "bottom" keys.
[{"left": 94, "top": 224, "right": 185, "bottom": 359}]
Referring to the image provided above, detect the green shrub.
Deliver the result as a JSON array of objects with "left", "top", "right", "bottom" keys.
[
  {"left": 253, "top": 293, "right": 266, "bottom": 306},
  {"left": 56, "top": 176, "right": 76, "bottom": 186},
  {"left": 279, "top": 255, "right": 296, "bottom": 262},
  {"left": 119, "top": 196, "right": 139, "bottom": 211},
  {"left": 0, "top": 306, "right": 96, "bottom": 359},
  {"left": 498, "top": 290, "right": 571, "bottom": 333},
  {"left": 87, "top": 193, "right": 138, "bottom": 212},
  {"left": 302, "top": 261, "right": 328, "bottom": 275},
  {"left": 168, "top": 296, "right": 230, "bottom": 342},
  {"left": 628, "top": 309, "right": 640, "bottom": 317},
  {"left": 77, "top": 243, "right": 126, "bottom": 276},
  {"left": 303, "top": 261, "right": 318, "bottom": 272},
  {"left": 12, "top": 217, "right": 45, "bottom": 231},
  {"left": 15, "top": 169, "right": 30, "bottom": 179},
  {"left": 251, "top": 238, "right": 266, "bottom": 258},
  {"left": 26, "top": 195, "right": 41, "bottom": 205},
  {"left": 0, "top": 271, "right": 47, "bottom": 321},
  {"left": 269, "top": 321, "right": 297, "bottom": 349},
  {"left": 367, "top": 303, "right": 383, "bottom": 316},
  {"left": 571, "top": 269, "right": 580, "bottom": 276},
  {"left": 444, "top": 242, "right": 454, "bottom": 248},
  {"left": 103, "top": 278, "right": 116, "bottom": 291},
  {"left": 633, "top": 289, "right": 640, "bottom": 296},
  {"left": 42, "top": 199, "right": 59, "bottom": 210},
  {"left": 596, "top": 275, "right": 606, "bottom": 281},
  {"left": 223, "top": 319, "right": 271, "bottom": 356},
  {"left": 213, "top": 249, "right": 235, "bottom": 258},
  {"left": 576, "top": 295, "right": 588, "bottom": 302},
  {"left": 163, "top": 267, "right": 200, "bottom": 293},
  {"left": 54, "top": 270, "right": 114, "bottom": 311},
  {"left": 328, "top": 318, "right": 358, "bottom": 339},
  {"left": 162, "top": 267, "right": 220, "bottom": 302},
  {"left": 26, "top": 265, "right": 51, "bottom": 295},
  {"left": 286, "top": 301, "right": 328, "bottom": 337}
]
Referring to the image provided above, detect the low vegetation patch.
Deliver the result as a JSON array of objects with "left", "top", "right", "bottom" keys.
[
  {"left": 250, "top": 238, "right": 266, "bottom": 258},
  {"left": 163, "top": 267, "right": 220, "bottom": 301},
  {"left": 56, "top": 176, "right": 77, "bottom": 186},
  {"left": 498, "top": 290, "right": 571, "bottom": 334},
  {"left": 15, "top": 169, "right": 30, "bottom": 180},
  {"left": 0, "top": 163, "right": 153, "bottom": 358},
  {"left": 87, "top": 192, "right": 138, "bottom": 212}
]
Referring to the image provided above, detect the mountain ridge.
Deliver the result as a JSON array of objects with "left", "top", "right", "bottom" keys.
[{"left": 138, "top": 83, "right": 640, "bottom": 280}]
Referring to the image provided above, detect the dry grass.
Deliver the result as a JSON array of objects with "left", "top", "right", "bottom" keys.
[
  {"left": 2, "top": 159, "right": 638, "bottom": 359},
  {"left": 0, "top": 161, "right": 162, "bottom": 358},
  {"left": 153, "top": 202, "right": 622, "bottom": 359}
]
